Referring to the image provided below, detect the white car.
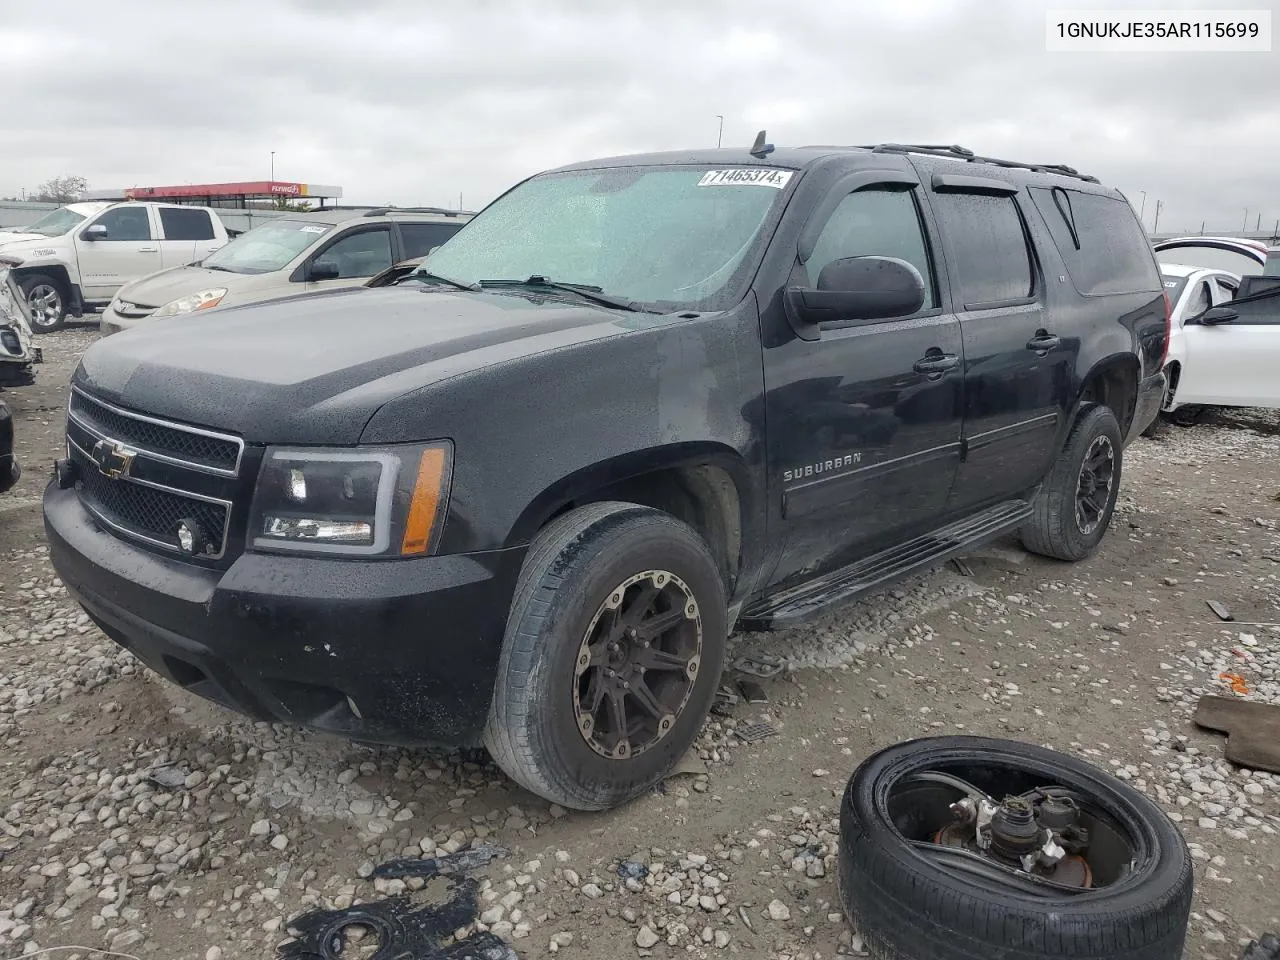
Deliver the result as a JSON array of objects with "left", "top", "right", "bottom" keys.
[{"left": 1148, "top": 238, "right": 1280, "bottom": 426}]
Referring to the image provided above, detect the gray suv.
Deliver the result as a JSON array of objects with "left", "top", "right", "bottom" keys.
[{"left": 100, "top": 207, "right": 473, "bottom": 335}]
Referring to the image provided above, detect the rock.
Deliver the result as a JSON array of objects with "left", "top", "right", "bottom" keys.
[
  {"left": 480, "top": 907, "right": 504, "bottom": 925},
  {"left": 714, "top": 930, "right": 731, "bottom": 948},
  {"left": 767, "top": 899, "right": 791, "bottom": 921},
  {"left": 250, "top": 819, "right": 271, "bottom": 837},
  {"left": 271, "top": 834, "right": 289, "bottom": 851},
  {"left": 581, "top": 883, "right": 603, "bottom": 899},
  {"left": 350, "top": 798, "right": 375, "bottom": 816},
  {"left": 636, "top": 926, "right": 660, "bottom": 949},
  {"left": 112, "top": 930, "right": 145, "bottom": 951},
  {"left": 205, "top": 949, "right": 224, "bottom": 960},
  {"left": 699, "top": 895, "right": 718, "bottom": 911}
]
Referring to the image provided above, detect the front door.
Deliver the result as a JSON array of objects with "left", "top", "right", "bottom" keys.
[
  {"left": 302, "top": 225, "right": 395, "bottom": 293},
  {"left": 928, "top": 184, "right": 1073, "bottom": 510},
  {"left": 1176, "top": 287, "right": 1280, "bottom": 408},
  {"left": 762, "top": 180, "right": 964, "bottom": 588},
  {"left": 74, "top": 207, "right": 161, "bottom": 301}
]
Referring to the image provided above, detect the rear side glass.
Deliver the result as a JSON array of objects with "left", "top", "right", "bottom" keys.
[
  {"left": 401, "top": 222, "right": 465, "bottom": 259},
  {"left": 931, "top": 192, "right": 1034, "bottom": 307},
  {"left": 1030, "top": 188, "right": 1159, "bottom": 296},
  {"left": 159, "top": 207, "right": 215, "bottom": 241}
]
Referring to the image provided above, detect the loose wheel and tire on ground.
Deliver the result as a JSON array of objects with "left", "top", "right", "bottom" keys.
[
  {"left": 1021, "top": 403, "right": 1124, "bottom": 562},
  {"left": 836, "top": 736, "right": 1194, "bottom": 960},
  {"left": 18, "top": 273, "right": 70, "bottom": 332},
  {"left": 484, "top": 501, "right": 727, "bottom": 811}
]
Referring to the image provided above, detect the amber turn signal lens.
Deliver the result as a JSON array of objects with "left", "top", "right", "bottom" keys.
[{"left": 400, "top": 447, "right": 447, "bottom": 555}]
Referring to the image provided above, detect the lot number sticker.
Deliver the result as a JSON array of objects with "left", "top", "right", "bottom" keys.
[{"left": 697, "top": 169, "right": 793, "bottom": 189}]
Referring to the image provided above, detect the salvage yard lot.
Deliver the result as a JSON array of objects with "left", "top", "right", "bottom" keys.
[{"left": 2, "top": 327, "right": 1279, "bottom": 960}]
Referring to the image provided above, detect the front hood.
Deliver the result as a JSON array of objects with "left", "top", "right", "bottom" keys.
[
  {"left": 74, "top": 285, "right": 636, "bottom": 444},
  {"left": 0, "top": 231, "right": 44, "bottom": 246},
  {"left": 0, "top": 236, "right": 59, "bottom": 255},
  {"left": 116, "top": 265, "right": 265, "bottom": 307}
]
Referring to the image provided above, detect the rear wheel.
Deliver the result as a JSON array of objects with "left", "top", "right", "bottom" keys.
[
  {"left": 18, "top": 273, "right": 69, "bottom": 332},
  {"left": 1021, "top": 404, "right": 1123, "bottom": 562},
  {"left": 484, "top": 501, "right": 727, "bottom": 811}
]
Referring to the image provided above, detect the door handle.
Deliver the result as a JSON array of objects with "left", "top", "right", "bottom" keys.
[
  {"left": 1026, "top": 334, "right": 1060, "bottom": 351},
  {"left": 138, "top": 246, "right": 158, "bottom": 252},
  {"left": 913, "top": 354, "right": 959, "bottom": 375}
]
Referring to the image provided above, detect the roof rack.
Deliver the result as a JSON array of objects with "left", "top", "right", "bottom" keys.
[
  {"left": 361, "top": 206, "right": 471, "bottom": 218},
  {"left": 848, "top": 143, "right": 1100, "bottom": 184}
]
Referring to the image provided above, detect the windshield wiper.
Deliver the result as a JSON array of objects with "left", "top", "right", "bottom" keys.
[
  {"left": 411, "top": 271, "right": 481, "bottom": 292},
  {"left": 477, "top": 276, "right": 645, "bottom": 312},
  {"left": 203, "top": 264, "right": 237, "bottom": 273}
]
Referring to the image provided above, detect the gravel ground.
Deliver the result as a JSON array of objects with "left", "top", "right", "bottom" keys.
[{"left": 1, "top": 324, "right": 1278, "bottom": 960}]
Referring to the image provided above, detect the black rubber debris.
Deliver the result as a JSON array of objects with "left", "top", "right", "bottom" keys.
[
  {"left": 277, "top": 846, "right": 516, "bottom": 960},
  {"left": 1241, "top": 934, "right": 1280, "bottom": 960}
]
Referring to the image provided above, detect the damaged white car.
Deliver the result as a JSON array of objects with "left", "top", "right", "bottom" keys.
[{"left": 1148, "top": 237, "right": 1280, "bottom": 427}]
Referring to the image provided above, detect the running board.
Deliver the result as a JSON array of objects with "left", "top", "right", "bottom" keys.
[{"left": 738, "top": 499, "right": 1033, "bottom": 631}]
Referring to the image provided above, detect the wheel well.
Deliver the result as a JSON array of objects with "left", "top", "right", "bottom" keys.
[
  {"left": 1163, "top": 361, "right": 1182, "bottom": 405},
  {"left": 542, "top": 465, "right": 742, "bottom": 591},
  {"left": 13, "top": 264, "right": 72, "bottom": 297},
  {"left": 1078, "top": 360, "right": 1139, "bottom": 434}
]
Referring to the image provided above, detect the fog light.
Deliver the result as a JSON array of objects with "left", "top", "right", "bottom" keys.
[{"left": 176, "top": 518, "right": 206, "bottom": 555}]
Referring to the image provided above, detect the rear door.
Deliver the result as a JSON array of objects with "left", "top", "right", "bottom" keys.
[
  {"left": 157, "top": 207, "right": 219, "bottom": 270},
  {"left": 925, "top": 175, "right": 1071, "bottom": 511},
  {"left": 1176, "top": 286, "right": 1280, "bottom": 408},
  {"left": 73, "top": 206, "right": 161, "bottom": 300}
]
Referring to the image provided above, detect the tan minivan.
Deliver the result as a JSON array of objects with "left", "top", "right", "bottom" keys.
[{"left": 100, "top": 207, "right": 472, "bottom": 336}]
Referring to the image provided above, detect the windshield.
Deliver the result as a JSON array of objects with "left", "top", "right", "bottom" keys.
[
  {"left": 415, "top": 164, "right": 796, "bottom": 310},
  {"left": 1265, "top": 249, "right": 1280, "bottom": 277},
  {"left": 200, "top": 219, "right": 333, "bottom": 275},
  {"left": 21, "top": 207, "right": 88, "bottom": 237},
  {"left": 1160, "top": 273, "right": 1189, "bottom": 306}
]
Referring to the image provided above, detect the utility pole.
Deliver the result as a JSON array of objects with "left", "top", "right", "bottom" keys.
[
  {"left": 1153, "top": 199, "right": 1163, "bottom": 234},
  {"left": 1200, "top": 220, "right": 1205, "bottom": 235},
  {"left": 1256, "top": 213, "right": 1261, "bottom": 231},
  {"left": 716, "top": 115, "right": 724, "bottom": 148},
  {"left": 1243, "top": 208, "right": 1248, "bottom": 231},
  {"left": 1139, "top": 191, "right": 1147, "bottom": 224},
  {"left": 270, "top": 151, "right": 276, "bottom": 182}
]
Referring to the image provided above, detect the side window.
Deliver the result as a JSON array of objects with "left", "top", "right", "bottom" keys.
[
  {"left": 400, "top": 222, "right": 464, "bottom": 260},
  {"left": 316, "top": 228, "right": 393, "bottom": 278},
  {"left": 94, "top": 208, "right": 152, "bottom": 242},
  {"left": 1184, "top": 281, "right": 1212, "bottom": 318},
  {"left": 159, "top": 208, "right": 215, "bottom": 241},
  {"left": 1029, "top": 188, "right": 1160, "bottom": 296},
  {"left": 807, "top": 187, "right": 938, "bottom": 309},
  {"left": 1229, "top": 292, "right": 1280, "bottom": 325},
  {"left": 931, "top": 191, "right": 1034, "bottom": 307}
]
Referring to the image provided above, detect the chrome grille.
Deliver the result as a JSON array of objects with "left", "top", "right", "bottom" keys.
[
  {"left": 69, "top": 387, "right": 242, "bottom": 475},
  {"left": 69, "top": 441, "right": 231, "bottom": 556},
  {"left": 66, "top": 388, "right": 244, "bottom": 560}
]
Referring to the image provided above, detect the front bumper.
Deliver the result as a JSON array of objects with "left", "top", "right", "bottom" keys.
[
  {"left": 1127, "top": 370, "right": 1167, "bottom": 444},
  {"left": 44, "top": 482, "right": 526, "bottom": 747},
  {"left": 98, "top": 304, "right": 148, "bottom": 337}
]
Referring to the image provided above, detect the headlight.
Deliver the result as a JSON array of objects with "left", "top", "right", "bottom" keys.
[
  {"left": 152, "top": 287, "right": 227, "bottom": 318},
  {"left": 248, "top": 442, "right": 452, "bottom": 557}
]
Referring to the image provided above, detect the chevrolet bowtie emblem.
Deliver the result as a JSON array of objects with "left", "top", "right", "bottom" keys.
[{"left": 90, "top": 439, "right": 137, "bottom": 479}]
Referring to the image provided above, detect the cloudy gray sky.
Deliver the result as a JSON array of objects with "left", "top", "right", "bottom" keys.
[{"left": 1, "top": 0, "right": 1275, "bottom": 234}]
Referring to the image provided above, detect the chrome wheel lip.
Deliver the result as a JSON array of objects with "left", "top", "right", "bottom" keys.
[
  {"left": 1074, "top": 435, "right": 1116, "bottom": 536},
  {"left": 573, "top": 568, "right": 703, "bottom": 761}
]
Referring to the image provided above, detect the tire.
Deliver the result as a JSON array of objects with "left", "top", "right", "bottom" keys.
[
  {"left": 18, "top": 273, "right": 69, "bottom": 332},
  {"left": 837, "top": 736, "right": 1194, "bottom": 960},
  {"left": 1020, "top": 403, "right": 1123, "bottom": 562},
  {"left": 484, "top": 501, "right": 727, "bottom": 811}
]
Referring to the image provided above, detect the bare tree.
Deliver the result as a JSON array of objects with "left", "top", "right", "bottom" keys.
[{"left": 32, "top": 175, "right": 88, "bottom": 203}]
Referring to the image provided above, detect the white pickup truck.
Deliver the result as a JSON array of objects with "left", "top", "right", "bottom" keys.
[{"left": 0, "top": 201, "right": 229, "bottom": 331}]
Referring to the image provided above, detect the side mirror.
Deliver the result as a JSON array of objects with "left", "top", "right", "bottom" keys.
[
  {"left": 1189, "top": 305, "right": 1238, "bottom": 325},
  {"left": 308, "top": 259, "right": 340, "bottom": 282},
  {"left": 784, "top": 256, "right": 926, "bottom": 341},
  {"left": 81, "top": 224, "right": 108, "bottom": 241}
]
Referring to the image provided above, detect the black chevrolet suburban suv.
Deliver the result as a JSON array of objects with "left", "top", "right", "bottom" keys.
[{"left": 43, "top": 141, "right": 1168, "bottom": 811}]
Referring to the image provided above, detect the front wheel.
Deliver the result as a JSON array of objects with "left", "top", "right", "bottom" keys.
[
  {"left": 18, "top": 273, "right": 69, "bottom": 332},
  {"left": 484, "top": 501, "right": 727, "bottom": 811},
  {"left": 1021, "top": 403, "right": 1123, "bottom": 562}
]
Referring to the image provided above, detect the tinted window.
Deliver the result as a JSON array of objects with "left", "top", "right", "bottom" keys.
[
  {"left": 317, "top": 228, "right": 393, "bottom": 278},
  {"left": 401, "top": 222, "right": 465, "bottom": 260},
  {"left": 95, "top": 207, "right": 152, "bottom": 242},
  {"left": 159, "top": 207, "right": 215, "bottom": 241},
  {"left": 932, "top": 192, "right": 1034, "bottom": 306},
  {"left": 1030, "top": 188, "right": 1159, "bottom": 295},
  {"left": 808, "top": 187, "right": 937, "bottom": 309}
]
